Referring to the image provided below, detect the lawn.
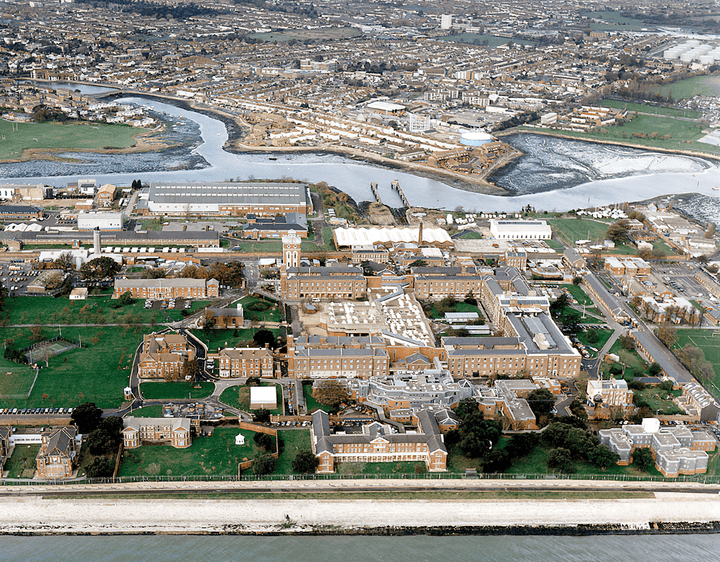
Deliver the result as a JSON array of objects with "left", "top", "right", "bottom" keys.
[
  {"left": 549, "top": 218, "right": 611, "bottom": 245},
  {"left": 504, "top": 442, "right": 662, "bottom": 477},
  {"left": 337, "top": 461, "right": 427, "bottom": 475},
  {"left": 239, "top": 295, "right": 281, "bottom": 322},
  {"left": 654, "top": 75, "right": 720, "bottom": 100},
  {"left": 3, "top": 444, "right": 40, "bottom": 478},
  {"left": 577, "top": 328, "right": 614, "bottom": 357},
  {"left": 634, "top": 387, "right": 682, "bottom": 415},
  {"left": 600, "top": 99, "right": 701, "bottom": 119},
  {"left": 427, "top": 301, "right": 484, "bottom": 320},
  {"left": 674, "top": 328, "right": 720, "bottom": 397},
  {"left": 528, "top": 111, "right": 720, "bottom": 155},
  {"left": 0, "top": 120, "right": 146, "bottom": 162},
  {"left": 706, "top": 449, "right": 720, "bottom": 477},
  {"left": 128, "top": 405, "right": 164, "bottom": 418},
  {"left": 303, "top": 383, "right": 332, "bottom": 414},
  {"left": 191, "top": 327, "right": 284, "bottom": 353},
  {"left": 0, "top": 357, "right": 36, "bottom": 398},
  {"left": 140, "top": 382, "right": 214, "bottom": 400},
  {"left": 301, "top": 226, "right": 336, "bottom": 252},
  {"left": 229, "top": 241, "right": 284, "bottom": 253},
  {"left": 563, "top": 284, "right": 593, "bottom": 306},
  {"left": 218, "top": 382, "right": 283, "bottom": 415},
  {"left": 117, "top": 427, "right": 269, "bottom": 477},
  {"left": 274, "top": 429, "right": 311, "bottom": 475},
  {"left": 0, "top": 295, "right": 209, "bottom": 326},
  {"left": 0, "top": 326, "right": 142, "bottom": 409},
  {"left": 601, "top": 339, "right": 648, "bottom": 380}
]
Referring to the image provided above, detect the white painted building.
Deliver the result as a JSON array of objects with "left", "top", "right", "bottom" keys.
[
  {"left": 489, "top": 219, "right": 552, "bottom": 240},
  {"left": 77, "top": 211, "right": 123, "bottom": 231}
]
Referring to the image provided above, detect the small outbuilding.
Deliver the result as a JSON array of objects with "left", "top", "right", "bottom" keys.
[
  {"left": 235, "top": 433, "right": 246, "bottom": 445},
  {"left": 69, "top": 288, "right": 88, "bottom": 300}
]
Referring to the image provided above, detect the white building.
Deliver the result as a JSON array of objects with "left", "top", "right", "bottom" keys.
[
  {"left": 489, "top": 219, "right": 552, "bottom": 240},
  {"left": 77, "top": 211, "right": 123, "bottom": 231},
  {"left": 440, "top": 14, "right": 453, "bottom": 30}
]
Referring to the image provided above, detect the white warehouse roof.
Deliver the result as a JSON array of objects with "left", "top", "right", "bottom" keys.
[
  {"left": 489, "top": 219, "right": 552, "bottom": 240},
  {"left": 334, "top": 227, "right": 453, "bottom": 248}
]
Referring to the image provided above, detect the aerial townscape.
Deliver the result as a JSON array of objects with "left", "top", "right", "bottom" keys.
[{"left": 1, "top": 0, "right": 720, "bottom": 537}]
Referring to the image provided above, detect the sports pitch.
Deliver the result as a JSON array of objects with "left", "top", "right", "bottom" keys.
[
  {"left": 24, "top": 339, "right": 76, "bottom": 362},
  {"left": 675, "top": 329, "right": 720, "bottom": 394}
]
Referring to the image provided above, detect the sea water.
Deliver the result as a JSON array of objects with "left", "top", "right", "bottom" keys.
[{"left": 0, "top": 534, "right": 719, "bottom": 562}]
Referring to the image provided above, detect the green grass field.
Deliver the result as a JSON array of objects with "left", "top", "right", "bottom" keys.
[
  {"left": 117, "top": 427, "right": 268, "bottom": 477},
  {"left": 427, "top": 301, "right": 484, "bottom": 320},
  {"left": 655, "top": 75, "right": 720, "bottom": 100},
  {"left": 600, "top": 99, "right": 701, "bottom": 119},
  {"left": 563, "top": 284, "right": 593, "bottom": 306},
  {"left": 0, "top": 326, "right": 141, "bottom": 409},
  {"left": 529, "top": 111, "right": 720, "bottom": 155},
  {"left": 239, "top": 295, "right": 281, "bottom": 322},
  {"left": 303, "top": 383, "right": 332, "bottom": 414},
  {"left": 3, "top": 444, "right": 40, "bottom": 478},
  {"left": 1, "top": 296, "right": 210, "bottom": 326},
  {"left": 448, "top": 437, "right": 662, "bottom": 476},
  {"left": 0, "top": 357, "right": 36, "bottom": 398},
  {"left": 549, "top": 218, "right": 611, "bottom": 245},
  {"left": 634, "top": 387, "right": 682, "bottom": 415},
  {"left": 140, "top": 382, "right": 214, "bottom": 400},
  {"left": 336, "top": 461, "right": 427, "bottom": 475},
  {"left": 300, "top": 226, "right": 335, "bottom": 252},
  {"left": 577, "top": 328, "right": 614, "bottom": 357},
  {"left": 674, "top": 329, "right": 720, "bottom": 396},
  {"left": 601, "top": 339, "right": 648, "bottom": 380},
  {"left": 504, "top": 442, "right": 662, "bottom": 477},
  {"left": 229, "top": 241, "right": 284, "bottom": 253},
  {"left": 549, "top": 218, "right": 668, "bottom": 255},
  {"left": 274, "top": 429, "right": 311, "bottom": 475},
  {"left": 0, "top": 120, "right": 145, "bottom": 161},
  {"left": 218, "top": 383, "right": 283, "bottom": 415},
  {"left": 191, "top": 327, "right": 283, "bottom": 353},
  {"left": 128, "top": 405, "right": 164, "bottom": 418}
]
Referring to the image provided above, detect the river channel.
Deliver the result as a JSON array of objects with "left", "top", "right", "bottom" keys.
[{"left": 2, "top": 92, "right": 720, "bottom": 213}]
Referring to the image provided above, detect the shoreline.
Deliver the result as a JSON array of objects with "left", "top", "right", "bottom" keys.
[
  {"left": 100, "top": 90, "right": 511, "bottom": 196},
  {"left": 2, "top": 480, "right": 720, "bottom": 536},
  {"left": 500, "top": 127, "right": 720, "bottom": 164},
  {"left": 2, "top": 495, "right": 720, "bottom": 536}
]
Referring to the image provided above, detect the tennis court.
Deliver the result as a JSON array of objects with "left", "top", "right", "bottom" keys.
[{"left": 24, "top": 339, "right": 77, "bottom": 362}]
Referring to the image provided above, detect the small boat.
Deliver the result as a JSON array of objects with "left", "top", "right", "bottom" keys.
[
  {"left": 269, "top": 157, "right": 277, "bottom": 161},
  {"left": 713, "top": 186, "right": 719, "bottom": 191}
]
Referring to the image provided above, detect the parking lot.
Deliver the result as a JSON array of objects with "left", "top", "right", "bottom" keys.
[
  {"left": 144, "top": 297, "right": 193, "bottom": 311},
  {"left": 652, "top": 264, "right": 709, "bottom": 299},
  {"left": 0, "top": 406, "right": 72, "bottom": 416},
  {"left": 0, "top": 261, "right": 41, "bottom": 296}
]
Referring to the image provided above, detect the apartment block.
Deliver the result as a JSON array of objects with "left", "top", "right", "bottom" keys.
[
  {"left": 213, "top": 347, "right": 273, "bottom": 378},
  {"left": 113, "top": 278, "right": 219, "bottom": 299}
]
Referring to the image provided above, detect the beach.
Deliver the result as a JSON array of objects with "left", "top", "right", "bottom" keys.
[{"left": 2, "top": 480, "right": 720, "bottom": 535}]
